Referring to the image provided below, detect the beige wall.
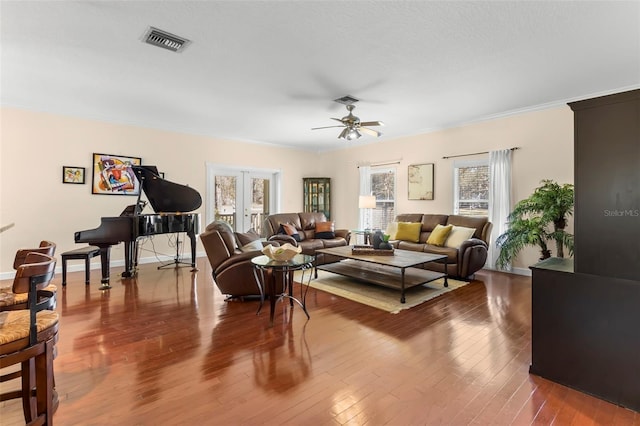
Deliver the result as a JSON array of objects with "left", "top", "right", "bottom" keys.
[
  {"left": 0, "top": 108, "right": 312, "bottom": 277},
  {"left": 0, "top": 105, "right": 573, "bottom": 277},
  {"left": 316, "top": 106, "right": 574, "bottom": 272}
]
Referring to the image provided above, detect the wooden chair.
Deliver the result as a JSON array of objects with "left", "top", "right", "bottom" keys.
[
  {"left": 12, "top": 241, "right": 56, "bottom": 270},
  {"left": 0, "top": 252, "right": 59, "bottom": 425},
  {"left": 1, "top": 241, "right": 57, "bottom": 312}
]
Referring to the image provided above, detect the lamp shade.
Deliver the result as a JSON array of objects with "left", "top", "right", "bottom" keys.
[
  {"left": 358, "top": 195, "right": 376, "bottom": 209},
  {"left": 346, "top": 128, "right": 361, "bottom": 140}
]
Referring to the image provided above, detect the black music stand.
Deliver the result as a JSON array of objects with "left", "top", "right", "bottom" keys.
[{"left": 157, "top": 232, "right": 193, "bottom": 270}]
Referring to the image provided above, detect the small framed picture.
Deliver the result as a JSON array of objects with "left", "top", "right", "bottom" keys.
[{"left": 62, "top": 166, "right": 86, "bottom": 184}]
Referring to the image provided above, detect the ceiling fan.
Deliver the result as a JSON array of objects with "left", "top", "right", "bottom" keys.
[{"left": 311, "top": 102, "right": 384, "bottom": 140}]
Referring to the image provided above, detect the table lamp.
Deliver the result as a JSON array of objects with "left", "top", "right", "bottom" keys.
[{"left": 358, "top": 195, "right": 377, "bottom": 231}]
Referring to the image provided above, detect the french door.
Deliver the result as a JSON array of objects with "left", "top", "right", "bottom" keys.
[{"left": 205, "top": 164, "right": 280, "bottom": 235}]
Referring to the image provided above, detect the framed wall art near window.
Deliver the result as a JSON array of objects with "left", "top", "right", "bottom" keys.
[
  {"left": 62, "top": 166, "right": 86, "bottom": 184},
  {"left": 91, "top": 153, "right": 142, "bottom": 196},
  {"left": 408, "top": 163, "right": 434, "bottom": 200}
]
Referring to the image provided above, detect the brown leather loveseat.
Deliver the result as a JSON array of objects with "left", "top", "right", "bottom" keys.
[
  {"left": 263, "top": 212, "right": 351, "bottom": 266},
  {"left": 389, "top": 214, "right": 492, "bottom": 279}
]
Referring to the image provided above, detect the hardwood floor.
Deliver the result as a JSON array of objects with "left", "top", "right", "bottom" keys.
[{"left": 1, "top": 258, "right": 638, "bottom": 425}]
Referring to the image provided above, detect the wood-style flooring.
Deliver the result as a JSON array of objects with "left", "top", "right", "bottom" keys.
[{"left": 1, "top": 258, "right": 638, "bottom": 425}]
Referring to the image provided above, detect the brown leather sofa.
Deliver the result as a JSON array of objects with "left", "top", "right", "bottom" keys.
[
  {"left": 390, "top": 214, "right": 492, "bottom": 279},
  {"left": 200, "top": 221, "right": 283, "bottom": 298},
  {"left": 263, "top": 212, "right": 351, "bottom": 266}
]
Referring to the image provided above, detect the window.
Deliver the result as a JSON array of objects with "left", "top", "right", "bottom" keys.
[
  {"left": 453, "top": 159, "right": 489, "bottom": 216},
  {"left": 360, "top": 166, "right": 396, "bottom": 230}
]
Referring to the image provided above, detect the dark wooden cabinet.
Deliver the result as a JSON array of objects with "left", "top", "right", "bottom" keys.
[
  {"left": 570, "top": 89, "right": 640, "bottom": 281},
  {"left": 303, "top": 178, "right": 330, "bottom": 219},
  {"left": 530, "top": 258, "right": 640, "bottom": 412},
  {"left": 529, "top": 89, "right": 640, "bottom": 412}
]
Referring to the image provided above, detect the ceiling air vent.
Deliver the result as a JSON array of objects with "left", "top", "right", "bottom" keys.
[
  {"left": 143, "top": 27, "right": 190, "bottom": 53},
  {"left": 334, "top": 95, "right": 359, "bottom": 105}
]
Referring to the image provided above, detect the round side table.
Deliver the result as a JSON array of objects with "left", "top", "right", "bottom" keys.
[{"left": 251, "top": 254, "right": 314, "bottom": 326}]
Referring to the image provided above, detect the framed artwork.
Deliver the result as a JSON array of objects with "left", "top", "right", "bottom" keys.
[
  {"left": 91, "top": 153, "right": 142, "bottom": 195},
  {"left": 62, "top": 166, "right": 85, "bottom": 184},
  {"left": 408, "top": 163, "right": 434, "bottom": 200}
]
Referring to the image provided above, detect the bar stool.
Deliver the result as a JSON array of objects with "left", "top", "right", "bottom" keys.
[
  {"left": 1, "top": 241, "right": 57, "bottom": 311},
  {"left": 0, "top": 252, "right": 59, "bottom": 424},
  {"left": 12, "top": 241, "right": 56, "bottom": 270},
  {"left": 61, "top": 245, "right": 100, "bottom": 286}
]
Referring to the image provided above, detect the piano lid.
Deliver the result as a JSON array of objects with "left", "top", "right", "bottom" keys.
[{"left": 133, "top": 166, "right": 202, "bottom": 213}]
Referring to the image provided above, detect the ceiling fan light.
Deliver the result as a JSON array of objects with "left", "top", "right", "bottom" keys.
[
  {"left": 317, "top": 103, "right": 381, "bottom": 141},
  {"left": 346, "top": 128, "right": 361, "bottom": 140}
]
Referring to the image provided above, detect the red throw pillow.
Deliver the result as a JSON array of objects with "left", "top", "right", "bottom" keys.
[
  {"left": 278, "top": 223, "right": 301, "bottom": 242},
  {"left": 315, "top": 221, "right": 335, "bottom": 239}
]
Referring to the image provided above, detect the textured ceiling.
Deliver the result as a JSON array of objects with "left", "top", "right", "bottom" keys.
[{"left": 1, "top": 1, "right": 639, "bottom": 152}]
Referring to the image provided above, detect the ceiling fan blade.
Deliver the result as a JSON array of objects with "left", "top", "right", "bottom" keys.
[
  {"left": 360, "top": 127, "right": 382, "bottom": 137},
  {"left": 359, "top": 121, "right": 384, "bottom": 127},
  {"left": 331, "top": 118, "right": 345, "bottom": 123},
  {"left": 311, "top": 125, "right": 346, "bottom": 130}
]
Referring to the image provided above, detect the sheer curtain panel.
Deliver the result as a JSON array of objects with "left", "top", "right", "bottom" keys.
[
  {"left": 488, "top": 149, "right": 512, "bottom": 270},
  {"left": 358, "top": 166, "right": 372, "bottom": 229}
]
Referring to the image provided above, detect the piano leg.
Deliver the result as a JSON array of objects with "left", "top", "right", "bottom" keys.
[
  {"left": 133, "top": 240, "right": 140, "bottom": 271},
  {"left": 121, "top": 241, "right": 137, "bottom": 278},
  {"left": 98, "top": 246, "right": 112, "bottom": 290},
  {"left": 188, "top": 230, "right": 198, "bottom": 272}
]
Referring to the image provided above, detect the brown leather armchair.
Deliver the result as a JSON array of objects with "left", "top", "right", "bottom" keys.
[{"left": 200, "top": 221, "right": 282, "bottom": 299}]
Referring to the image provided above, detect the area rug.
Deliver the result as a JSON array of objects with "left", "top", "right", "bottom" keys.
[{"left": 295, "top": 270, "right": 469, "bottom": 314}]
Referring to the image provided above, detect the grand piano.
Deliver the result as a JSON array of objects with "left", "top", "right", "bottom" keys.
[{"left": 75, "top": 166, "right": 202, "bottom": 288}]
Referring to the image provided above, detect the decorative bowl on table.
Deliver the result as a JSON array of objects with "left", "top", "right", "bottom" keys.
[{"left": 262, "top": 243, "right": 302, "bottom": 261}]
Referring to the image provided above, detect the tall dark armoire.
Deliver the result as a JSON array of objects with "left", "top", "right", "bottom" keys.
[{"left": 530, "top": 89, "right": 640, "bottom": 412}]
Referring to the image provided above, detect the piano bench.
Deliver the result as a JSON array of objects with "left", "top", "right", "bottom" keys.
[{"left": 61, "top": 245, "right": 101, "bottom": 286}]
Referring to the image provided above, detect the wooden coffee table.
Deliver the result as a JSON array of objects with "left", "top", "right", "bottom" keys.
[{"left": 315, "top": 246, "right": 448, "bottom": 303}]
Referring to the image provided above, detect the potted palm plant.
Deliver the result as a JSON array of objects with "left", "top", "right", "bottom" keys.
[{"left": 496, "top": 180, "right": 574, "bottom": 269}]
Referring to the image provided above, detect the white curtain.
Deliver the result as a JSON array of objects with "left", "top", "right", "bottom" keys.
[
  {"left": 359, "top": 166, "right": 371, "bottom": 229},
  {"left": 488, "top": 149, "right": 512, "bottom": 270}
]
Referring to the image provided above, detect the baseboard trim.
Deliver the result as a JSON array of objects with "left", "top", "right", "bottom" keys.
[
  {"left": 0, "top": 252, "right": 208, "bottom": 281},
  {"left": 481, "top": 266, "right": 532, "bottom": 277},
  {"left": 2, "top": 253, "right": 533, "bottom": 281}
]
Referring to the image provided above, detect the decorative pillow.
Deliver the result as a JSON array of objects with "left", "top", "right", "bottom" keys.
[
  {"left": 444, "top": 226, "right": 476, "bottom": 248},
  {"left": 426, "top": 224, "right": 453, "bottom": 246},
  {"left": 239, "top": 239, "right": 264, "bottom": 253},
  {"left": 395, "top": 222, "right": 422, "bottom": 243},
  {"left": 315, "top": 221, "right": 335, "bottom": 239},
  {"left": 385, "top": 221, "right": 398, "bottom": 240},
  {"left": 235, "top": 229, "right": 261, "bottom": 247},
  {"left": 278, "top": 223, "right": 301, "bottom": 242}
]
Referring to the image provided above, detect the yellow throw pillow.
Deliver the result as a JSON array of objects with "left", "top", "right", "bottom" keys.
[
  {"left": 395, "top": 222, "right": 422, "bottom": 243},
  {"left": 426, "top": 224, "right": 453, "bottom": 246}
]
